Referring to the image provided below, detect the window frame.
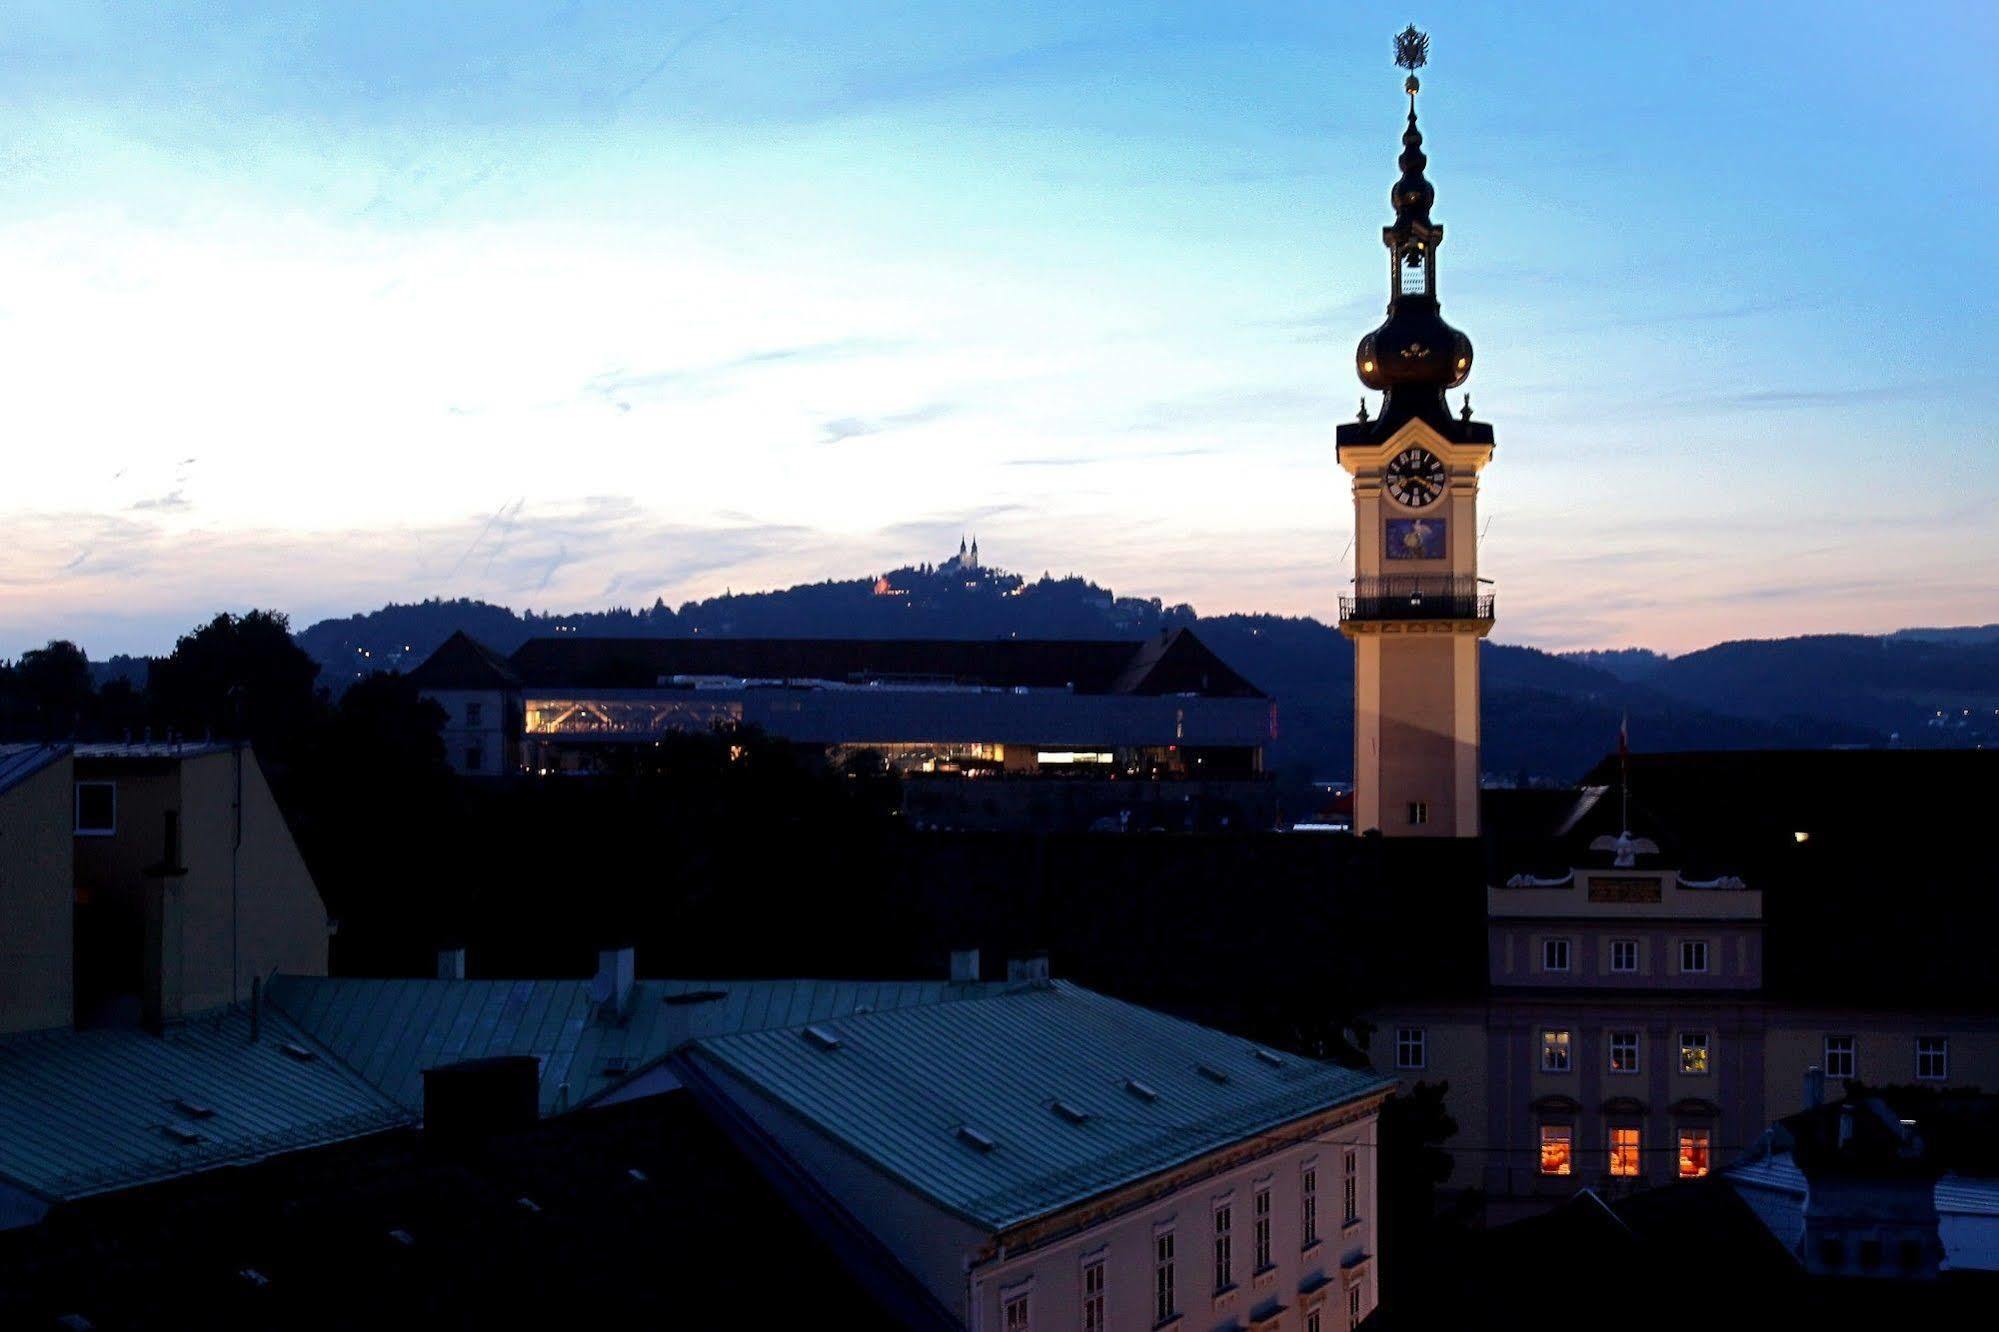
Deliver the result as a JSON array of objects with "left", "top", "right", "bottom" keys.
[
  {"left": 73, "top": 780, "right": 117, "bottom": 837},
  {"left": 1394, "top": 1026, "right": 1426, "bottom": 1071},
  {"left": 1608, "top": 1030, "right": 1640, "bottom": 1074},
  {"left": 1003, "top": 1293, "right": 1030, "bottom": 1332},
  {"left": 1212, "top": 1201, "right": 1234, "bottom": 1294},
  {"left": 1679, "top": 939, "right": 1710, "bottom": 975},
  {"left": 1343, "top": 1148, "right": 1359, "bottom": 1226},
  {"left": 465, "top": 700, "right": 483, "bottom": 726},
  {"left": 1154, "top": 1228, "right": 1177, "bottom": 1326},
  {"left": 1609, "top": 938, "right": 1639, "bottom": 974},
  {"left": 1407, "top": 801, "right": 1428, "bottom": 826},
  {"left": 1301, "top": 1164, "right": 1319, "bottom": 1249},
  {"left": 1081, "top": 1256, "right": 1106, "bottom": 1332},
  {"left": 1538, "top": 1123, "right": 1574, "bottom": 1176},
  {"left": 1540, "top": 1029, "right": 1572, "bottom": 1073},
  {"left": 1608, "top": 1126, "right": 1642, "bottom": 1178},
  {"left": 1252, "top": 1184, "right": 1273, "bottom": 1273},
  {"left": 1823, "top": 1034, "right": 1856, "bottom": 1081},
  {"left": 1916, "top": 1036, "right": 1949, "bottom": 1082},
  {"left": 1677, "top": 1127, "right": 1712, "bottom": 1179},
  {"left": 1679, "top": 1031, "right": 1711, "bottom": 1076},
  {"left": 1542, "top": 937, "right": 1572, "bottom": 974}
]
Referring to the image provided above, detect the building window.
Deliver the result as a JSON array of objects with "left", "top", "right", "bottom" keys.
[
  {"left": 1680, "top": 1032, "right": 1710, "bottom": 1075},
  {"left": 1541, "top": 1029, "right": 1572, "bottom": 1073},
  {"left": 1610, "top": 938, "right": 1639, "bottom": 973},
  {"left": 1609, "top": 1127, "right": 1642, "bottom": 1177},
  {"left": 1609, "top": 1031, "right": 1640, "bottom": 1074},
  {"left": 1407, "top": 801, "right": 1428, "bottom": 826},
  {"left": 1213, "top": 1204, "right": 1233, "bottom": 1292},
  {"left": 463, "top": 743, "right": 484, "bottom": 772},
  {"left": 1154, "top": 1230, "right": 1176, "bottom": 1325},
  {"left": 1343, "top": 1149, "right": 1359, "bottom": 1225},
  {"left": 1542, "top": 938, "right": 1571, "bottom": 973},
  {"left": 1679, "top": 940, "right": 1709, "bottom": 974},
  {"left": 1824, "top": 1035, "right": 1855, "bottom": 1080},
  {"left": 74, "top": 781, "right": 116, "bottom": 836},
  {"left": 466, "top": 701, "right": 483, "bottom": 726},
  {"left": 1678, "top": 1128, "right": 1711, "bottom": 1178},
  {"left": 1082, "top": 1259, "right": 1105, "bottom": 1332},
  {"left": 1307, "top": 1310, "right": 1322, "bottom": 1332},
  {"left": 1301, "top": 1166, "right": 1318, "bottom": 1247},
  {"left": 1394, "top": 1027, "right": 1426, "bottom": 1070},
  {"left": 1004, "top": 1294, "right": 1030, "bottom": 1332},
  {"left": 1348, "top": 1281, "right": 1363, "bottom": 1329},
  {"left": 1539, "top": 1124, "right": 1573, "bottom": 1176},
  {"left": 1917, "top": 1037, "right": 1949, "bottom": 1081},
  {"left": 1253, "top": 1185, "right": 1273, "bottom": 1271}
]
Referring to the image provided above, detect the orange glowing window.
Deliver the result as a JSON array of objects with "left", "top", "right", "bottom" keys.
[
  {"left": 1538, "top": 1125, "right": 1573, "bottom": 1176},
  {"left": 1678, "top": 1128, "right": 1711, "bottom": 1179},
  {"left": 1609, "top": 1127, "right": 1642, "bottom": 1178}
]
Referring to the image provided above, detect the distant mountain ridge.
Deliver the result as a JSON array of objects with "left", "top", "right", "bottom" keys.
[{"left": 273, "top": 558, "right": 1996, "bottom": 782}]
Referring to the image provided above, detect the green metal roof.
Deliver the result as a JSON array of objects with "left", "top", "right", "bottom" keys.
[
  {"left": 0, "top": 1008, "right": 410, "bottom": 1203},
  {"left": 685, "top": 980, "right": 1394, "bottom": 1233},
  {"left": 267, "top": 975, "right": 1004, "bottom": 1117}
]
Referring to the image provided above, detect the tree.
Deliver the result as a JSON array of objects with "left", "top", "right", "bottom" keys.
[
  {"left": 148, "top": 611, "right": 324, "bottom": 762},
  {"left": 9, "top": 640, "right": 94, "bottom": 737}
]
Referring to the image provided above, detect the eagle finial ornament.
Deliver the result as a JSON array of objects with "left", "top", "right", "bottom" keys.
[{"left": 1394, "top": 25, "right": 1430, "bottom": 72}]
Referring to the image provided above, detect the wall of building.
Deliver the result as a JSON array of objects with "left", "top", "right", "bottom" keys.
[
  {"left": 1489, "top": 920, "right": 1763, "bottom": 991},
  {"left": 1763, "top": 1011, "right": 1999, "bottom": 1114},
  {"left": 0, "top": 753, "right": 76, "bottom": 1036},
  {"left": 427, "top": 688, "right": 511, "bottom": 776},
  {"left": 968, "top": 1108, "right": 1382, "bottom": 1332}
]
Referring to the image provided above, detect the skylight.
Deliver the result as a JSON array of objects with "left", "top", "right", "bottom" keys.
[
  {"left": 171, "top": 1097, "right": 216, "bottom": 1119},
  {"left": 1125, "top": 1078, "right": 1159, "bottom": 1102},
  {"left": 1253, "top": 1049, "right": 1284, "bottom": 1067},
  {"left": 279, "top": 1041, "right": 317, "bottom": 1063},
  {"left": 803, "top": 1025, "right": 843, "bottom": 1051},
  {"left": 1051, "top": 1099, "right": 1092, "bottom": 1125},
  {"left": 1197, "top": 1064, "right": 1231, "bottom": 1084},
  {"left": 957, "top": 1124, "right": 998, "bottom": 1152},
  {"left": 160, "top": 1124, "right": 203, "bottom": 1145}
]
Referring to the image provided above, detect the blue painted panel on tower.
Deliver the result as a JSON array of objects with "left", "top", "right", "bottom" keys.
[{"left": 1385, "top": 518, "right": 1446, "bottom": 560}]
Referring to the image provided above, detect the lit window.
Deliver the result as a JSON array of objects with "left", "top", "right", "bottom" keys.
[
  {"left": 1539, "top": 1125, "right": 1573, "bottom": 1176},
  {"left": 1154, "top": 1230, "right": 1176, "bottom": 1325},
  {"left": 1253, "top": 1185, "right": 1273, "bottom": 1271},
  {"left": 1542, "top": 938, "right": 1571, "bottom": 973},
  {"left": 1609, "top": 1127, "right": 1642, "bottom": 1177},
  {"left": 1004, "top": 1294, "right": 1030, "bottom": 1332},
  {"left": 1407, "top": 801, "right": 1428, "bottom": 826},
  {"left": 1541, "top": 1030, "right": 1572, "bottom": 1073},
  {"left": 1610, "top": 939, "right": 1639, "bottom": 974},
  {"left": 1609, "top": 1031, "right": 1640, "bottom": 1074},
  {"left": 1824, "top": 1035, "right": 1855, "bottom": 1080},
  {"left": 1678, "top": 1128, "right": 1711, "bottom": 1178},
  {"left": 1680, "top": 940, "right": 1710, "bottom": 974},
  {"left": 1082, "top": 1259, "right": 1105, "bottom": 1332},
  {"left": 1213, "top": 1204, "right": 1233, "bottom": 1293},
  {"left": 1301, "top": 1166, "right": 1318, "bottom": 1248},
  {"left": 1343, "top": 1149, "right": 1359, "bottom": 1224},
  {"left": 1394, "top": 1027, "right": 1426, "bottom": 1070},
  {"left": 74, "top": 781, "right": 116, "bottom": 836},
  {"left": 1917, "top": 1037, "right": 1949, "bottom": 1081},
  {"left": 1680, "top": 1032, "right": 1710, "bottom": 1075}
]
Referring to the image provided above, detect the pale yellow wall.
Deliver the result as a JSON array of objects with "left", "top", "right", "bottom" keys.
[
  {"left": 1764, "top": 1012, "right": 1999, "bottom": 1113},
  {"left": 0, "top": 753, "right": 76, "bottom": 1036},
  {"left": 1369, "top": 1016, "right": 1488, "bottom": 1190}
]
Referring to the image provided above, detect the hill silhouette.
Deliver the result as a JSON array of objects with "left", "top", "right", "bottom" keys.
[{"left": 271, "top": 553, "right": 1997, "bottom": 781}]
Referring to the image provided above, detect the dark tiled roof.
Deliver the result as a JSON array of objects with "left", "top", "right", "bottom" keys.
[
  {"left": 501, "top": 627, "right": 1265, "bottom": 698},
  {"left": 405, "top": 630, "right": 522, "bottom": 690}
]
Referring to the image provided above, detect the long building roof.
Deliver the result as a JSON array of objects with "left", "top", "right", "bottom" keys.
[
  {"left": 267, "top": 975, "right": 1006, "bottom": 1116},
  {"left": 495, "top": 628, "right": 1266, "bottom": 698},
  {"left": 683, "top": 979, "right": 1393, "bottom": 1233},
  {"left": 0, "top": 1007, "right": 410, "bottom": 1204},
  {"left": 0, "top": 743, "right": 65, "bottom": 796}
]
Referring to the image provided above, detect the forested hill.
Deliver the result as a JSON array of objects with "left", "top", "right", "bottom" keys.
[{"left": 278, "top": 559, "right": 1996, "bottom": 783}]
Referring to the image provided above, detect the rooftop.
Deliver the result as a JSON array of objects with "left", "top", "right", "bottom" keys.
[
  {"left": 683, "top": 979, "right": 1392, "bottom": 1233},
  {"left": 0, "top": 743, "right": 64, "bottom": 796},
  {"left": 266, "top": 974, "right": 1007, "bottom": 1116},
  {"left": 0, "top": 1007, "right": 410, "bottom": 1207}
]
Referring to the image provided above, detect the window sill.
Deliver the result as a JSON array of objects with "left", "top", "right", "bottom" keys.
[
  {"left": 1211, "top": 1285, "right": 1239, "bottom": 1311},
  {"left": 1152, "top": 1318, "right": 1182, "bottom": 1331},
  {"left": 1253, "top": 1266, "right": 1277, "bottom": 1290},
  {"left": 1300, "top": 1240, "right": 1324, "bottom": 1261},
  {"left": 1341, "top": 1218, "right": 1365, "bottom": 1236}
]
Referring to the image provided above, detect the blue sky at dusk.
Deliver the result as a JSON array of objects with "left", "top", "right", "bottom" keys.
[{"left": 1, "top": 1, "right": 1994, "bottom": 656}]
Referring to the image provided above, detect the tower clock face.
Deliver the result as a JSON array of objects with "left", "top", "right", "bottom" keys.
[{"left": 1385, "top": 447, "right": 1446, "bottom": 508}]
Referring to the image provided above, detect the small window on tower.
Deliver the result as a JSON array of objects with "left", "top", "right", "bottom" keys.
[
  {"left": 1407, "top": 802, "right": 1429, "bottom": 826},
  {"left": 1398, "top": 247, "right": 1428, "bottom": 297}
]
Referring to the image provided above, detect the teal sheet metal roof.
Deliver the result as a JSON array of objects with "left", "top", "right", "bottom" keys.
[
  {"left": 686, "top": 980, "right": 1395, "bottom": 1233},
  {"left": 267, "top": 975, "right": 1003, "bottom": 1117},
  {"left": 0, "top": 743, "right": 64, "bottom": 796},
  {"left": 0, "top": 1008, "right": 410, "bottom": 1203}
]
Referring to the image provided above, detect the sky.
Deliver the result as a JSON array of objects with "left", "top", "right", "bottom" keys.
[{"left": 2, "top": 1, "right": 1996, "bottom": 658}]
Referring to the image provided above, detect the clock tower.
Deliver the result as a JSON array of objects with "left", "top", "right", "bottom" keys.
[{"left": 1336, "top": 28, "right": 1494, "bottom": 838}]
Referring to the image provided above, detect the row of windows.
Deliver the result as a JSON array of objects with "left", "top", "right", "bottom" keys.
[
  {"left": 1541, "top": 937, "right": 1710, "bottom": 975},
  {"left": 1393, "top": 1028, "right": 1953, "bottom": 1081},
  {"left": 1539, "top": 1125, "right": 1712, "bottom": 1179}
]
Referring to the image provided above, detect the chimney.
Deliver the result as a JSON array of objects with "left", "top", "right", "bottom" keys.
[
  {"left": 1805, "top": 1065, "right": 1827, "bottom": 1110},
  {"left": 593, "top": 947, "right": 636, "bottom": 1018},
  {"left": 948, "top": 948, "right": 981, "bottom": 984},
  {"left": 437, "top": 947, "right": 467, "bottom": 981},
  {"left": 1006, "top": 953, "right": 1050, "bottom": 984}
]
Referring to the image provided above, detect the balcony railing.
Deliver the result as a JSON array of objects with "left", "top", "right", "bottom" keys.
[{"left": 1338, "top": 575, "right": 1495, "bottom": 624}]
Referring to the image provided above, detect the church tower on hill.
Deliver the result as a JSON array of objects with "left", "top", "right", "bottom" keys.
[{"left": 1336, "top": 27, "right": 1495, "bottom": 839}]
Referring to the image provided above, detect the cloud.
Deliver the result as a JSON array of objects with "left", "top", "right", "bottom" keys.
[
  {"left": 129, "top": 490, "right": 191, "bottom": 513},
  {"left": 584, "top": 338, "right": 899, "bottom": 408},
  {"left": 1129, "top": 387, "right": 1337, "bottom": 432},
  {"left": 818, "top": 402, "right": 956, "bottom": 444}
]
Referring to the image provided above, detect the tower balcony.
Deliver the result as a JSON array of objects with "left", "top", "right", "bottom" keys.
[{"left": 1339, "top": 575, "right": 1494, "bottom": 625}]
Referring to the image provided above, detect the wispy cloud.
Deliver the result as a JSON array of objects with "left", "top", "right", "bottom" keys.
[
  {"left": 818, "top": 402, "right": 956, "bottom": 444},
  {"left": 585, "top": 338, "right": 899, "bottom": 408},
  {"left": 1130, "top": 387, "right": 1336, "bottom": 432},
  {"left": 130, "top": 489, "right": 190, "bottom": 513}
]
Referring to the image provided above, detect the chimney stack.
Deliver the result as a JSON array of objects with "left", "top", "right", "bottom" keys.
[
  {"left": 437, "top": 947, "right": 467, "bottom": 981},
  {"left": 1006, "top": 953, "right": 1050, "bottom": 984},
  {"left": 1805, "top": 1064, "right": 1827, "bottom": 1110},
  {"left": 593, "top": 947, "right": 636, "bottom": 1019},
  {"left": 948, "top": 948, "right": 981, "bottom": 984}
]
